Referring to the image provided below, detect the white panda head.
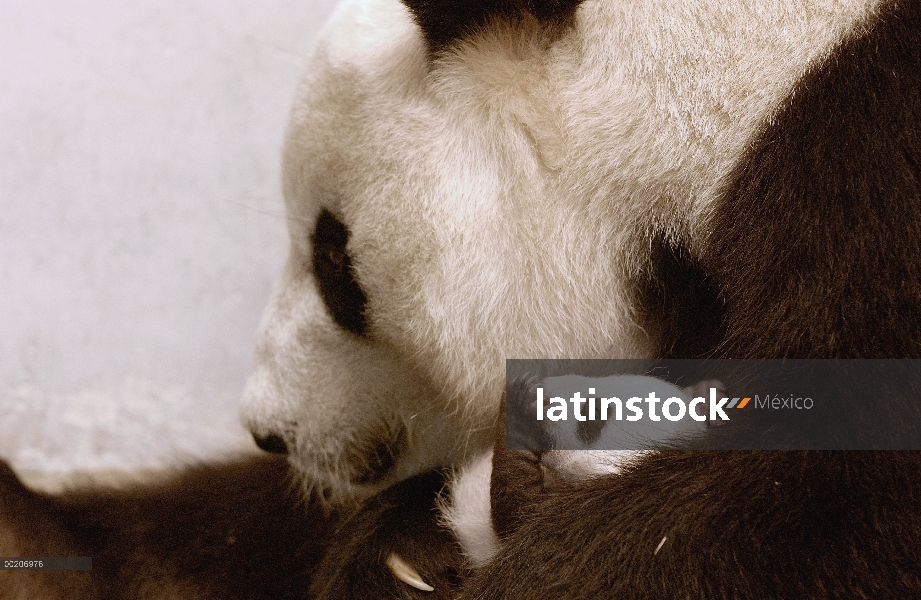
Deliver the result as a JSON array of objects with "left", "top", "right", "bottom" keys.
[{"left": 240, "top": 0, "right": 881, "bottom": 503}]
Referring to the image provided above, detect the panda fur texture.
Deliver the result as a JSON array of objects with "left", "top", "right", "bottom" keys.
[
  {"left": 255, "top": 0, "right": 919, "bottom": 596},
  {"left": 431, "top": 0, "right": 920, "bottom": 597},
  {"left": 1, "top": 0, "right": 919, "bottom": 597},
  {"left": 0, "top": 456, "right": 336, "bottom": 600},
  {"left": 241, "top": 0, "right": 920, "bottom": 502}
]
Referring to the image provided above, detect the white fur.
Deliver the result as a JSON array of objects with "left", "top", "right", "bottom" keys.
[
  {"left": 438, "top": 450, "right": 501, "bottom": 568},
  {"left": 241, "top": 0, "right": 882, "bottom": 501}
]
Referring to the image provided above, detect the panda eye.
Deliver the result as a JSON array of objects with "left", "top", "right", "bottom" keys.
[{"left": 311, "top": 209, "right": 368, "bottom": 335}]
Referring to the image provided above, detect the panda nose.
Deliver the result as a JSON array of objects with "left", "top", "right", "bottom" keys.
[{"left": 252, "top": 433, "right": 289, "bottom": 455}]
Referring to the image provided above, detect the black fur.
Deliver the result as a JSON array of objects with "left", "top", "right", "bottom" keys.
[
  {"left": 0, "top": 459, "right": 469, "bottom": 599},
  {"left": 400, "top": 0, "right": 584, "bottom": 55},
  {"left": 311, "top": 471, "right": 467, "bottom": 600},
  {"left": 0, "top": 456, "right": 336, "bottom": 599},
  {"left": 702, "top": 15, "right": 921, "bottom": 362},
  {"left": 472, "top": 449, "right": 921, "bottom": 599},
  {"left": 489, "top": 448, "right": 563, "bottom": 544},
  {"left": 312, "top": 209, "right": 368, "bottom": 336},
  {"left": 694, "top": 0, "right": 921, "bottom": 450},
  {"left": 463, "top": 0, "right": 921, "bottom": 597},
  {"left": 636, "top": 235, "right": 724, "bottom": 361},
  {"left": 489, "top": 399, "right": 558, "bottom": 541}
]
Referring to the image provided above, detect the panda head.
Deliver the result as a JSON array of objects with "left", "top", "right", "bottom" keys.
[
  {"left": 238, "top": 0, "right": 630, "bottom": 503},
  {"left": 239, "top": 0, "right": 880, "bottom": 503}
]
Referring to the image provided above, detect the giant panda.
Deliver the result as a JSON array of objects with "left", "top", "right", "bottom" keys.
[
  {"left": 1, "top": 0, "right": 919, "bottom": 597},
  {"left": 241, "top": 0, "right": 921, "bottom": 501},
  {"left": 240, "top": 0, "right": 921, "bottom": 596}
]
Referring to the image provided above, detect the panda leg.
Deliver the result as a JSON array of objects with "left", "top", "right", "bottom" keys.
[
  {"left": 0, "top": 456, "right": 339, "bottom": 600},
  {"left": 310, "top": 471, "right": 468, "bottom": 600}
]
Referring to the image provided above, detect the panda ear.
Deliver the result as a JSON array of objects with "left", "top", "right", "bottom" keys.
[{"left": 401, "top": 0, "right": 584, "bottom": 55}]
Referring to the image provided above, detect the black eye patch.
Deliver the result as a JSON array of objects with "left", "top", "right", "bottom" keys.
[{"left": 311, "top": 209, "right": 368, "bottom": 335}]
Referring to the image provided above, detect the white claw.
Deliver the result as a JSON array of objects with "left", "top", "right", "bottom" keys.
[{"left": 386, "top": 552, "right": 435, "bottom": 592}]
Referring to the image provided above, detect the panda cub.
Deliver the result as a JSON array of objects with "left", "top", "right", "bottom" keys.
[
  {"left": 505, "top": 373, "right": 725, "bottom": 462},
  {"left": 434, "top": 373, "right": 722, "bottom": 573}
]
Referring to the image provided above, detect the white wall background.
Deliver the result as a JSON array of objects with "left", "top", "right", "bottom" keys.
[{"left": 0, "top": 1, "right": 339, "bottom": 479}]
